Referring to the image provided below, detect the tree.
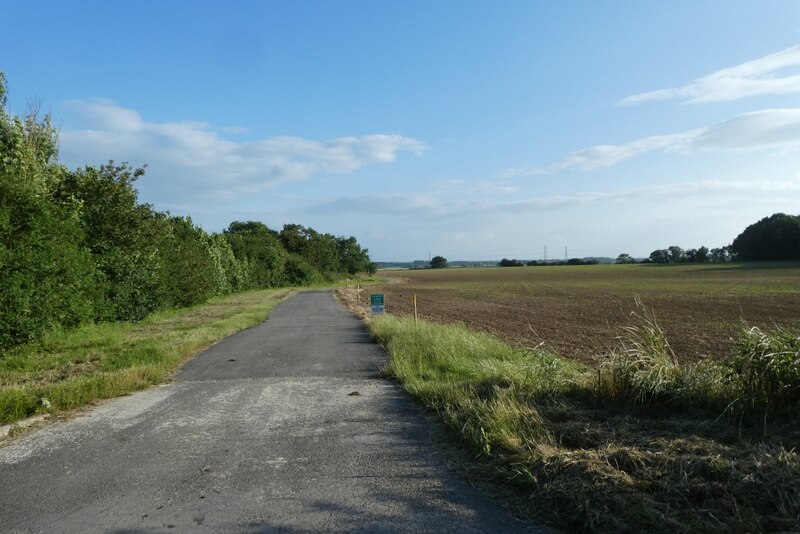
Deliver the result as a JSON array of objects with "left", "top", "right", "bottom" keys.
[
  {"left": 336, "top": 236, "right": 372, "bottom": 275},
  {"left": 224, "top": 221, "right": 287, "bottom": 287},
  {"left": 499, "top": 258, "right": 523, "bottom": 267},
  {"left": 56, "top": 162, "right": 166, "bottom": 321},
  {"left": 731, "top": 213, "right": 800, "bottom": 261},
  {"left": 710, "top": 246, "right": 733, "bottom": 263},
  {"left": 649, "top": 249, "right": 669, "bottom": 263},
  {"left": 430, "top": 255, "right": 448, "bottom": 269},
  {"left": 158, "top": 216, "right": 218, "bottom": 307},
  {"left": 0, "top": 76, "right": 98, "bottom": 347},
  {"left": 668, "top": 245, "right": 685, "bottom": 263},
  {"left": 615, "top": 253, "right": 636, "bottom": 264}
]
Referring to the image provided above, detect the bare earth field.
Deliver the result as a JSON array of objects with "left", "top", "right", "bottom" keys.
[{"left": 371, "top": 263, "right": 800, "bottom": 364}]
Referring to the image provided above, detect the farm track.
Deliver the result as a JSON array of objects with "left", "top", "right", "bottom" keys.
[{"left": 374, "top": 264, "right": 800, "bottom": 363}]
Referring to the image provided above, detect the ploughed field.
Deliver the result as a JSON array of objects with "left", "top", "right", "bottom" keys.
[{"left": 373, "top": 263, "right": 800, "bottom": 364}]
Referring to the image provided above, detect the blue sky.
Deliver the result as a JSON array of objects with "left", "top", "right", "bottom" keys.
[{"left": 3, "top": 1, "right": 800, "bottom": 261}]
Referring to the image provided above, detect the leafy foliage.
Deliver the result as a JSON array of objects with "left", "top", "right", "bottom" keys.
[
  {"left": 0, "top": 73, "right": 373, "bottom": 349},
  {"left": 0, "top": 78, "right": 98, "bottom": 347},
  {"left": 430, "top": 255, "right": 448, "bottom": 269},
  {"left": 731, "top": 212, "right": 800, "bottom": 261}
]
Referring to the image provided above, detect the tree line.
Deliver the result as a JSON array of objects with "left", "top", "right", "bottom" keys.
[
  {"left": 616, "top": 213, "right": 800, "bottom": 264},
  {"left": 0, "top": 74, "right": 373, "bottom": 349}
]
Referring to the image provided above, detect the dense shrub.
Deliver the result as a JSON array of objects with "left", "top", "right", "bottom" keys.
[
  {"left": 0, "top": 170, "right": 98, "bottom": 346},
  {"left": 0, "top": 74, "right": 373, "bottom": 349},
  {"left": 0, "top": 78, "right": 98, "bottom": 346}
]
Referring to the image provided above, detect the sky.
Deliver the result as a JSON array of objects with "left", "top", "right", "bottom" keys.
[{"left": 3, "top": 1, "right": 800, "bottom": 261}]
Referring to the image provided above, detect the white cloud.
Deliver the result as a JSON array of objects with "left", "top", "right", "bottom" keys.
[
  {"left": 506, "top": 108, "right": 800, "bottom": 176},
  {"left": 58, "top": 100, "right": 427, "bottom": 196},
  {"left": 311, "top": 192, "right": 444, "bottom": 218},
  {"left": 692, "top": 108, "right": 800, "bottom": 150},
  {"left": 305, "top": 175, "right": 800, "bottom": 219},
  {"left": 621, "top": 45, "right": 800, "bottom": 105},
  {"left": 500, "top": 177, "right": 800, "bottom": 212}
]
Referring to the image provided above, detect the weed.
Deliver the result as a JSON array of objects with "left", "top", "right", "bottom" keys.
[
  {"left": 732, "top": 325, "right": 800, "bottom": 408},
  {"left": 367, "top": 310, "right": 800, "bottom": 532},
  {"left": 599, "top": 297, "right": 683, "bottom": 405}
]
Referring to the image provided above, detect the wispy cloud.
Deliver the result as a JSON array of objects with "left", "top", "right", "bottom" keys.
[
  {"left": 304, "top": 175, "right": 800, "bottom": 219},
  {"left": 427, "top": 178, "right": 520, "bottom": 195},
  {"left": 500, "top": 177, "right": 800, "bottom": 213},
  {"left": 58, "top": 100, "right": 427, "bottom": 196},
  {"left": 621, "top": 45, "right": 800, "bottom": 105},
  {"left": 506, "top": 108, "right": 800, "bottom": 176}
]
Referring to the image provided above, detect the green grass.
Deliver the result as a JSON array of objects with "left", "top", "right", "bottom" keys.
[
  {"left": 373, "top": 316, "right": 586, "bottom": 455},
  {"left": 370, "top": 312, "right": 800, "bottom": 532},
  {"left": 0, "top": 288, "right": 293, "bottom": 425}
]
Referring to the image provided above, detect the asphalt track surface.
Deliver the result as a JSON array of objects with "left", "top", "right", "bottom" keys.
[{"left": 0, "top": 291, "right": 539, "bottom": 533}]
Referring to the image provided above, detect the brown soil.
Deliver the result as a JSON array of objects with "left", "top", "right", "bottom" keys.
[{"left": 369, "top": 266, "right": 800, "bottom": 364}]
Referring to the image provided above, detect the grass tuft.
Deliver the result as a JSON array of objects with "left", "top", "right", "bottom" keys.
[
  {"left": 368, "top": 310, "right": 800, "bottom": 532},
  {"left": 733, "top": 325, "right": 800, "bottom": 408},
  {"left": 599, "top": 297, "right": 683, "bottom": 405}
]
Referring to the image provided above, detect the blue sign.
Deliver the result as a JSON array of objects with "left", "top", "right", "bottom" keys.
[{"left": 370, "top": 293, "right": 385, "bottom": 315}]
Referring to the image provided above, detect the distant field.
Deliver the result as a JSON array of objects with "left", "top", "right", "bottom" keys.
[{"left": 374, "top": 263, "right": 800, "bottom": 363}]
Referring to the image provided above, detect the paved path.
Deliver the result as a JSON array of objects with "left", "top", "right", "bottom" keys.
[{"left": 0, "top": 291, "right": 537, "bottom": 533}]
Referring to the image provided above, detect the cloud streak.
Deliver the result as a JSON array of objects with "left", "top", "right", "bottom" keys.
[
  {"left": 59, "top": 100, "right": 427, "bottom": 196},
  {"left": 305, "top": 175, "right": 800, "bottom": 219},
  {"left": 506, "top": 108, "right": 800, "bottom": 176},
  {"left": 621, "top": 45, "right": 800, "bottom": 105}
]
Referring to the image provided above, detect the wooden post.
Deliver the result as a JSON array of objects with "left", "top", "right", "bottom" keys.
[{"left": 412, "top": 293, "right": 418, "bottom": 325}]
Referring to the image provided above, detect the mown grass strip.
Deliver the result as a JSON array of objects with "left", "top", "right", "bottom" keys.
[
  {"left": 371, "top": 314, "right": 800, "bottom": 533},
  {"left": 0, "top": 288, "right": 293, "bottom": 425}
]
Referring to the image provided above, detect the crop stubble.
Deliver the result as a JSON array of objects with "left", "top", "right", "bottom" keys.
[{"left": 373, "top": 263, "right": 800, "bottom": 363}]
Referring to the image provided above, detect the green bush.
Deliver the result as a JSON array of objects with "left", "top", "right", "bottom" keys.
[
  {"left": 0, "top": 74, "right": 375, "bottom": 350},
  {"left": 283, "top": 254, "right": 325, "bottom": 286}
]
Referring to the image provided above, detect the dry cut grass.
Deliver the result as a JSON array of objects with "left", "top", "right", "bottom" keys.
[{"left": 338, "top": 285, "right": 800, "bottom": 532}]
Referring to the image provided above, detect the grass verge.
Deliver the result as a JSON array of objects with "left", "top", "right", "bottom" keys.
[
  {"left": 366, "top": 306, "right": 800, "bottom": 532},
  {"left": 0, "top": 288, "right": 293, "bottom": 426}
]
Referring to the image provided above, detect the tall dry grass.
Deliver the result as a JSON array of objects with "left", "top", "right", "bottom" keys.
[{"left": 367, "top": 300, "right": 800, "bottom": 532}]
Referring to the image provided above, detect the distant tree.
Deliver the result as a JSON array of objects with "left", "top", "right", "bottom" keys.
[
  {"left": 499, "top": 258, "right": 523, "bottom": 267},
  {"left": 615, "top": 253, "right": 636, "bottom": 264},
  {"left": 336, "top": 236, "right": 372, "bottom": 274},
  {"left": 668, "top": 245, "right": 685, "bottom": 263},
  {"left": 430, "top": 255, "right": 448, "bottom": 269},
  {"left": 710, "top": 246, "right": 737, "bottom": 263},
  {"left": 731, "top": 213, "right": 800, "bottom": 261},
  {"left": 649, "top": 249, "right": 669, "bottom": 263},
  {"left": 696, "top": 246, "right": 709, "bottom": 263}
]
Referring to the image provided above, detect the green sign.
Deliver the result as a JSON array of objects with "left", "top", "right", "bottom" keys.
[{"left": 370, "top": 293, "right": 385, "bottom": 315}]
